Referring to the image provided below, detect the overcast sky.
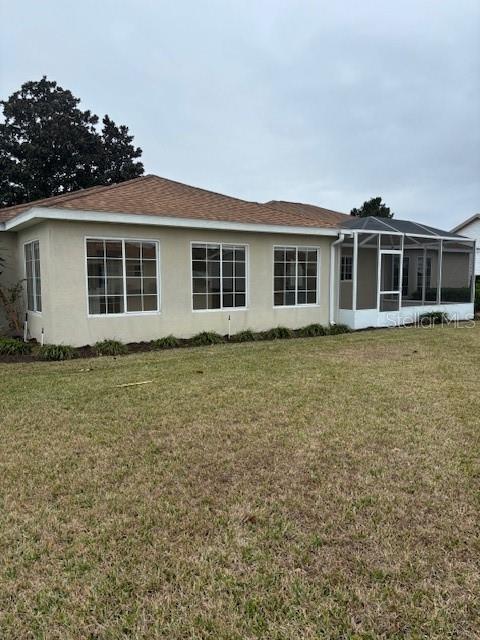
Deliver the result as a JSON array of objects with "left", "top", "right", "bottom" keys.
[{"left": 1, "top": 0, "right": 479, "bottom": 228}]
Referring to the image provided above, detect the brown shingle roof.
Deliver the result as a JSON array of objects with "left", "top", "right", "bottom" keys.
[
  {"left": 266, "top": 200, "right": 350, "bottom": 225},
  {"left": 0, "top": 174, "right": 347, "bottom": 229}
]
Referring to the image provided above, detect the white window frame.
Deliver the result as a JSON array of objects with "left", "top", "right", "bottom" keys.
[
  {"left": 24, "top": 239, "right": 42, "bottom": 314},
  {"left": 84, "top": 236, "right": 161, "bottom": 317},
  {"left": 272, "top": 245, "right": 321, "bottom": 308},
  {"left": 190, "top": 241, "right": 249, "bottom": 313},
  {"left": 340, "top": 255, "right": 353, "bottom": 281}
]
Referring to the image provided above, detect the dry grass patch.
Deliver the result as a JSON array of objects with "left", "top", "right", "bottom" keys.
[{"left": 0, "top": 325, "right": 479, "bottom": 638}]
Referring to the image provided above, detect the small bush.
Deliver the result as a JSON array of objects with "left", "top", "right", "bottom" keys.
[
  {"left": 418, "top": 311, "right": 448, "bottom": 325},
  {"left": 0, "top": 338, "right": 32, "bottom": 355},
  {"left": 475, "top": 277, "right": 480, "bottom": 313},
  {"left": 262, "top": 326, "right": 294, "bottom": 340},
  {"left": 152, "top": 335, "right": 180, "bottom": 349},
  {"left": 231, "top": 329, "right": 257, "bottom": 343},
  {"left": 328, "top": 323, "right": 351, "bottom": 335},
  {"left": 95, "top": 339, "right": 128, "bottom": 356},
  {"left": 38, "top": 344, "right": 76, "bottom": 361},
  {"left": 191, "top": 331, "right": 224, "bottom": 346},
  {"left": 297, "top": 323, "right": 327, "bottom": 337}
]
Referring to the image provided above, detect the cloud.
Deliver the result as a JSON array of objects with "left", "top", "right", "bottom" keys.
[{"left": 1, "top": 0, "right": 479, "bottom": 227}]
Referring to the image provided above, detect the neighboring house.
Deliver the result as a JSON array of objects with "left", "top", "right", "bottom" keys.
[
  {"left": 0, "top": 175, "right": 475, "bottom": 344},
  {"left": 451, "top": 213, "right": 480, "bottom": 276}
]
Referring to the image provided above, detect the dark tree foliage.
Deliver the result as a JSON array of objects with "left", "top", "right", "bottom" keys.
[
  {"left": 350, "top": 197, "right": 394, "bottom": 218},
  {"left": 0, "top": 77, "right": 144, "bottom": 207}
]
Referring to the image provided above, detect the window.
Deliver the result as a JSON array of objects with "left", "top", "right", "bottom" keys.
[
  {"left": 340, "top": 255, "right": 353, "bottom": 281},
  {"left": 416, "top": 256, "right": 432, "bottom": 290},
  {"left": 24, "top": 240, "right": 42, "bottom": 312},
  {"left": 274, "top": 246, "right": 319, "bottom": 306},
  {"left": 192, "top": 243, "right": 246, "bottom": 310},
  {"left": 86, "top": 239, "right": 159, "bottom": 315}
]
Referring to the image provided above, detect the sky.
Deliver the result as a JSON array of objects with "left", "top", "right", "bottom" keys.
[{"left": 1, "top": 0, "right": 479, "bottom": 229}]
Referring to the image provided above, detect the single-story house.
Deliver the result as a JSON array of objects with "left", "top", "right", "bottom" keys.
[
  {"left": 451, "top": 213, "right": 480, "bottom": 276},
  {"left": 0, "top": 175, "right": 476, "bottom": 345}
]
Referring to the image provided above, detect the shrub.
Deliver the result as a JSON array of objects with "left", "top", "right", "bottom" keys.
[
  {"left": 297, "top": 323, "right": 327, "bottom": 337},
  {"left": 191, "top": 331, "right": 224, "bottom": 346},
  {"left": 38, "top": 344, "right": 76, "bottom": 361},
  {"left": 231, "top": 329, "right": 256, "bottom": 342},
  {"left": 262, "top": 326, "right": 294, "bottom": 340},
  {"left": 328, "top": 323, "right": 351, "bottom": 335},
  {"left": 152, "top": 335, "right": 180, "bottom": 349},
  {"left": 418, "top": 311, "right": 448, "bottom": 325},
  {"left": 475, "top": 277, "right": 480, "bottom": 313},
  {"left": 0, "top": 337, "right": 32, "bottom": 355},
  {"left": 95, "top": 339, "right": 128, "bottom": 356}
]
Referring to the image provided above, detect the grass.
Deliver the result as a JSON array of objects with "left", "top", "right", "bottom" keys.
[{"left": 0, "top": 325, "right": 479, "bottom": 639}]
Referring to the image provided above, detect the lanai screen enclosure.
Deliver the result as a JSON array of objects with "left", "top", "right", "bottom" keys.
[{"left": 335, "top": 217, "right": 475, "bottom": 329}]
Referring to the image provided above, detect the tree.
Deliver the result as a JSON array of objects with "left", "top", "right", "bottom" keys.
[
  {"left": 0, "top": 77, "right": 144, "bottom": 207},
  {"left": 350, "top": 197, "right": 394, "bottom": 218}
]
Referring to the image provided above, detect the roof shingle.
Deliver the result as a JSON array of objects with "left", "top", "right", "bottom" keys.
[{"left": 0, "top": 175, "right": 347, "bottom": 229}]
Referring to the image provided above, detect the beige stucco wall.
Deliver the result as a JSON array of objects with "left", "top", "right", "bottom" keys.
[
  {"left": 0, "top": 232, "right": 21, "bottom": 334},
  {"left": 12, "top": 220, "right": 334, "bottom": 346}
]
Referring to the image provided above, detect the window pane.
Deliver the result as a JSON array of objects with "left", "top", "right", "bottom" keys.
[
  {"left": 127, "top": 295, "right": 142, "bottom": 312},
  {"left": 141, "top": 242, "right": 156, "bottom": 259},
  {"left": 223, "top": 278, "right": 233, "bottom": 293},
  {"left": 193, "top": 278, "right": 207, "bottom": 293},
  {"left": 192, "top": 261, "right": 207, "bottom": 277},
  {"left": 207, "top": 293, "right": 221, "bottom": 309},
  {"left": 143, "top": 278, "right": 157, "bottom": 295},
  {"left": 274, "top": 291, "right": 284, "bottom": 306},
  {"left": 87, "top": 259, "right": 104, "bottom": 278},
  {"left": 274, "top": 277, "right": 284, "bottom": 292},
  {"left": 126, "top": 277, "right": 142, "bottom": 295},
  {"left": 107, "top": 296, "right": 124, "bottom": 313},
  {"left": 193, "top": 294, "right": 207, "bottom": 310},
  {"left": 207, "top": 246, "right": 221, "bottom": 260},
  {"left": 298, "top": 291, "right": 307, "bottom": 304},
  {"left": 306, "top": 250, "right": 317, "bottom": 263},
  {"left": 125, "top": 260, "right": 141, "bottom": 277},
  {"left": 143, "top": 295, "right": 158, "bottom": 311},
  {"left": 285, "top": 291, "right": 295, "bottom": 305},
  {"left": 207, "top": 278, "right": 221, "bottom": 293},
  {"left": 223, "top": 261, "right": 233, "bottom": 277},
  {"left": 235, "top": 261, "right": 245, "bottom": 277},
  {"left": 106, "top": 259, "right": 123, "bottom": 277},
  {"left": 36, "top": 295, "right": 42, "bottom": 313},
  {"left": 87, "top": 240, "right": 104, "bottom": 258},
  {"left": 235, "top": 278, "right": 245, "bottom": 292},
  {"left": 285, "top": 249, "right": 296, "bottom": 263},
  {"left": 274, "top": 262, "right": 284, "bottom": 276},
  {"left": 89, "top": 296, "right": 105, "bottom": 314},
  {"left": 234, "top": 293, "right": 246, "bottom": 307},
  {"left": 25, "top": 243, "right": 32, "bottom": 262},
  {"left": 274, "top": 248, "right": 285, "bottom": 262},
  {"left": 106, "top": 278, "right": 123, "bottom": 296},
  {"left": 234, "top": 247, "right": 245, "bottom": 261},
  {"left": 142, "top": 260, "right": 156, "bottom": 277},
  {"left": 222, "top": 247, "right": 234, "bottom": 261},
  {"left": 192, "top": 245, "right": 207, "bottom": 260},
  {"left": 207, "top": 261, "right": 220, "bottom": 277},
  {"left": 223, "top": 293, "right": 234, "bottom": 307},
  {"left": 307, "top": 277, "right": 317, "bottom": 291},
  {"left": 88, "top": 277, "right": 105, "bottom": 295},
  {"left": 306, "top": 291, "right": 317, "bottom": 304},
  {"left": 105, "top": 241, "right": 122, "bottom": 258},
  {"left": 298, "top": 250, "right": 307, "bottom": 262},
  {"left": 125, "top": 242, "right": 141, "bottom": 259}
]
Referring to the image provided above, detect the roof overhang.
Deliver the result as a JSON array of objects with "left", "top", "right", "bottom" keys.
[
  {"left": 451, "top": 213, "right": 480, "bottom": 233},
  {"left": 0, "top": 206, "right": 342, "bottom": 237}
]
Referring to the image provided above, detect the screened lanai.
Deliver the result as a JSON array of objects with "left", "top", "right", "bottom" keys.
[{"left": 334, "top": 217, "right": 475, "bottom": 329}]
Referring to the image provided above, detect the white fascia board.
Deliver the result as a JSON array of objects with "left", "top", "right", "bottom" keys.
[
  {"left": 349, "top": 229, "right": 471, "bottom": 242},
  {"left": 1, "top": 206, "right": 341, "bottom": 237}
]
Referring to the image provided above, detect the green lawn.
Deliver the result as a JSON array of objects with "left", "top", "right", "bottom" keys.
[{"left": 1, "top": 326, "right": 479, "bottom": 639}]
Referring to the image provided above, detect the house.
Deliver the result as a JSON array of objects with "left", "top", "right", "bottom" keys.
[
  {"left": 451, "top": 213, "right": 480, "bottom": 276},
  {"left": 0, "top": 175, "right": 475, "bottom": 345}
]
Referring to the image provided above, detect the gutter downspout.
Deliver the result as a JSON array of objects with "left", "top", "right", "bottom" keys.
[{"left": 329, "top": 233, "right": 345, "bottom": 325}]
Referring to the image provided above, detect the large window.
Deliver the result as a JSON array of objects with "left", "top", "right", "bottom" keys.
[
  {"left": 192, "top": 243, "right": 247, "bottom": 310},
  {"left": 416, "top": 256, "right": 432, "bottom": 290},
  {"left": 24, "top": 240, "right": 42, "bottom": 312},
  {"left": 86, "top": 239, "right": 159, "bottom": 315},
  {"left": 274, "top": 246, "right": 319, "bottom": 306}
]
